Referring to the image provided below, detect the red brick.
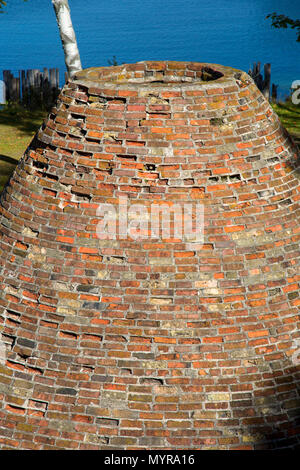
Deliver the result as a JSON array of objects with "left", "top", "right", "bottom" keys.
[{"left": 0, "top": 60, "right": 298, "bottom": 452}]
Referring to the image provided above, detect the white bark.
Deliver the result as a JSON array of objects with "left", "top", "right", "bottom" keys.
[{"left": 52, "top": 0, "right": 82, "bottom": 78}]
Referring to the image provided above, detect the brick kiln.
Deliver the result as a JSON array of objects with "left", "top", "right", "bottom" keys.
[{"left": 0, "top": 61, "right": 299, "bottom": 449}]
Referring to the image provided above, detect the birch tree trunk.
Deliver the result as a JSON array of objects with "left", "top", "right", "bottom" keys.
[{"left": 52, "top": 0, "right": 82, "bottom": 78}]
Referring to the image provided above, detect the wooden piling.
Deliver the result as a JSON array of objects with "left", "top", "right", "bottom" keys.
[
  {"left": 248, "top": 61, "right": 278, "bottom": 103},
  {"left": 1, "top": 67, "right": 61, "bottom": 108}
]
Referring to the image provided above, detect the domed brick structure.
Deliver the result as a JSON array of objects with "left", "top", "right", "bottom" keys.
[{"left": 0, "top": 61, "right": 299, "bottom": 450}]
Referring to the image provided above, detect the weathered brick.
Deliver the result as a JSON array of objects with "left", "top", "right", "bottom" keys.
[{"left": 0, "top": 60, "right": 298, "bottom": 451}]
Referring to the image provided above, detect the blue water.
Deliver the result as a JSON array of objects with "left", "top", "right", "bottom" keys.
[{"left": 0, "top": 0, "right": 299, "bottom": 99}]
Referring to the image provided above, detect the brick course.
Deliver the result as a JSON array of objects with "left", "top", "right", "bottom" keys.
[{"left": 0, "top": 61, "right": 299, "bottom": 449}]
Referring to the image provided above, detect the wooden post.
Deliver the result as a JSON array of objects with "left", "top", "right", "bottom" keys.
[
  {"left": 256, "top": 63, "right": 263, "bottom": 91},
  {"left": 35, "top": 69, "right": 42, "bottom": 107},
  {"left": 3, "top": 70, "right": 14, "bottom": 101},
  {"left": 249, "top": 62, "right": 274, "bottom": 102},
  {"left": 50, "top": 68, "right": 58, "bottom": 104},
  {"left": 43, "top": 68, "right": 50, "bottom": 108},
  {"left": 23, "top": 70, "right": 29, "bottom": 107},
  {"left": 20, "top": 70, "right": 25, "bottom": 104},
  {"left": 15, "top": 77, "right": 20, "bottom": 102},
  {"left": 249, "top": 62, "right": 263, "bottom": 92},
  {"left": 263, "top": 63, "right": 271, "bottom": 101},
  {"left": 272, "top": 84, "right": 278, "bottom": 103},
  {"left": 56, "top": 68, "right": 60, "bottom": 89},
  {"left": 27, "top": 69, "right": 34, "bottom": 88}
]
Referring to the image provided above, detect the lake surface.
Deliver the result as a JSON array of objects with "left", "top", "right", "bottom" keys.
[{"left": 0, "top": 0, "right": 299, "bottom": 99}]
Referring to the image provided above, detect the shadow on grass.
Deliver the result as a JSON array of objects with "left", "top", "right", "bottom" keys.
[
  {"left": 0, "top": 105, "right": 46, "bottom": 135},
  {"left": 0, "top": 154, "right": 19, "bottom": 165},
  {"left": 0, "top": 154, "right": 18, "bottom": 194}
]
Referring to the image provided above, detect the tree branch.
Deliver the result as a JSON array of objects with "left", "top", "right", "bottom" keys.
[{"left": 266, "top": 12, "right": 300, "bottom": 42}]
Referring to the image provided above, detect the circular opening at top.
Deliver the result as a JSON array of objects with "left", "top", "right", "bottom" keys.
[{"left": 75, "top": 61, "right": 225, "bottom": 85}]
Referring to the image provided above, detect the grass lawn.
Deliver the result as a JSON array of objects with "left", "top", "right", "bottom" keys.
[
  {"left": 0, "top": 100, "right": 299, "bottom": 194},
  {"left": 272, "top": 100, "right": 300, "bottom": 146},
  {"left": 0, "top": 105, "right": 46, "bottom": 192}
]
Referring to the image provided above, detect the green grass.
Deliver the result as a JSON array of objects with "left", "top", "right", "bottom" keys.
[
  {"left": 0, "top": 104, "right": 46, "bottom": 192},
  {"left": 0, "top": 100, "right": 299, "bottom": 194},
  {"left": 272, "top": 100, "right": 300, "bottom": 145}
]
